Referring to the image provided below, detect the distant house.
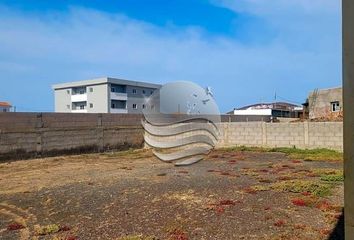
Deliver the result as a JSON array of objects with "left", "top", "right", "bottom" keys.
[
  {"left": 308, "top": 87, "right": 342, "bottom": 119},
  {"left": 0, "top": 102, "right": 12, "bottom": 112},
  {"left": 229, "top": 102, "right": 304, "bottom": 120}
]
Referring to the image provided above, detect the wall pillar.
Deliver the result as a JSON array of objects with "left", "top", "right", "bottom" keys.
[
  {"left": 262, "top": 122, "right": 267, "bottom": 146},
  {"left": 343, "top": 1, "right": 354, "bottom": 239},
  {"left": 304, "top": 122, "right": 309, "bottom": 147}
]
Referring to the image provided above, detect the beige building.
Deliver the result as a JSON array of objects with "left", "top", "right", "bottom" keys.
[{"left": 308, "top": 87, "right": 342, "bottom": 119}]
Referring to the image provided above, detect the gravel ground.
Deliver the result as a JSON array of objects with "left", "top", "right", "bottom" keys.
[{"left": 0, "top": 149, "right": 343, "bottom": 240}]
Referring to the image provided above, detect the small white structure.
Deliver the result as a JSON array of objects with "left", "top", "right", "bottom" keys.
[
  {"left": 230, "top": 102, "right": 303, "bottom": 118},
  {"left": 0, "top": 102, "right": 12, "bottom": 112}
]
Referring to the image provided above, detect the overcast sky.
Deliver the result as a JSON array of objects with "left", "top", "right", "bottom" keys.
[{"left": 0, "top": 0, "right": 341, "bottom": 113}]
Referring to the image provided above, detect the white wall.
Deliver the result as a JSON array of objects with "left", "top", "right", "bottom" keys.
[
  {"left": 233, "top": 109, "right": 272, "bottom": 116},
  {"left": 54, "top": 88, "right": 71, "bottom": 112}
]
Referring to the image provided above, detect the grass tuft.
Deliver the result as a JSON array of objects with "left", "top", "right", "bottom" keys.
[
  {"left": 34, "top": 224, "right": 60, "bottom": 236},
  {"left": 272, "top": 180, "right": 333, "bottom": 197},
  {"left": 321, "top": 175, "right": 344, "bottom": 182},
  {"left": 220, "top": 146, "right": 343, "bottom": 161}
]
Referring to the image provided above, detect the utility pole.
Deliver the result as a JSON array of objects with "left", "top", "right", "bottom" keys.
[{"left": 343, "top": 0, "right": 354, "bottom": 239}]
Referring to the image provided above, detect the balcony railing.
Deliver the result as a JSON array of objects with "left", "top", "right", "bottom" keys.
[
  {"left": 110, "top": 92, "right": 128, "bottom": 101},
  {"left": 71, "top": 94, "right": 87, "bottom": 102},
  {"left": 110, "top": 108, "right": 128, "bottom": 114},
  {"left": 71, "top": 109, "right": 87, "bottom": 113}
]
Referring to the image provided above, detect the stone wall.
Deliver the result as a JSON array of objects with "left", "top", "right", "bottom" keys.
[
  {"left": 217, "top": 122, "right": 343, "bottom": 151},
  {"left": 0, "top": 113, "right": 144, "bottom": 160}
]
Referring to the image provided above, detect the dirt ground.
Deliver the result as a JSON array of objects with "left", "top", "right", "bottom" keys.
[{"left": 0, "top": 149, "right": 343, "bottom": 240}]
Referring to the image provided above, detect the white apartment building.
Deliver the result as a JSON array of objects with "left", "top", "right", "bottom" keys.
[{"left": 52, "top": 77, "right": 161, "bottom": 113}]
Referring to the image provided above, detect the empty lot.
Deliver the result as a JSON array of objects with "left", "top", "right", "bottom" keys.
[{"left": 0, "top": 148, "right": 343, "bottom": 240}]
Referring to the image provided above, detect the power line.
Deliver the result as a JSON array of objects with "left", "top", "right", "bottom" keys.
[{"left": 276, "top": 95, "right": 304, "bottom": 105}]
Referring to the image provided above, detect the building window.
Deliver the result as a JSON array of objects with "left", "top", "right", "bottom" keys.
[
  {"left": 90, "top": 103, "right": 93, "bottom": 108},
  {"left": 150, "top": 90, "right": 153, "bottom": 95},
  {"left": 132, "top": 89, "right": 137, "bottom": 94},
  {"left": 67, "top": 90, "right": 70, "bottom": 94},
  {"left": 80, "top": 105, "right": 85, "bottom": 110},
  {"left": 142, "top": 90, "right": 146, "bottom": 94},
  {"left": 331, "top": 101, "right": 340, "bottom": 112},
  {"left": 111, "top": 87, "right": 115, "bottom": 92},
  {"left": 142, "top": 104, "right": 145, "bottom": 109},
  {"left": 89, "top": 87, "right": 93, "bottom": 92},
  {"left": 111, "top": 103, "right": 115, "bottom": 108},
  {"left": 133, "top": 104, "right": 137, "bottom": 109}
]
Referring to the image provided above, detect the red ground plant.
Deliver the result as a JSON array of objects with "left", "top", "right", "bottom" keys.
[
  {"left": 7, "top": 223, "right": 25, "bottom": 231},
  {"left": 219, "top": 200, "right": 237, "bottom": 206},
  {"left": 243, "top": 187, "right": 257, "bottom": 194},
  {"left": 292, "top": 160, "right": 302, "bottom": 164},
  {"left": 208, "top": 199, "right": 239, "bottom": 214},
  {"left": 220, "top": 172, "right": 232, "bottom": 176},
  {"left": 59, "top": 225, "right": 71, "bottom": 232},
  {"left": 66, "top": 236, "right": 78, "bottom": 240},
  {"left": 319, "top": 228, "right": 332, "bottom": 236},
  {"left": 274, "top": 220, "right": 286, "bottom": 227},
  {"left": 215, "top": 206, "right": 225, "bottom": 214},
  {"left": 291, "top": 198, "right": 307, "bottom": 207},
  {"left": 316, "top": 200, "right": 333, "bottom": 211},
  {"left": 169, "top": 228, "right": 189, "bottom": 240}
]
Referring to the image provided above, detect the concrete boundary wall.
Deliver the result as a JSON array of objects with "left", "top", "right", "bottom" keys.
[
  {"left": 217, "top": 122, "right": 343, "bottom": 151},
  {"left": 0, "top": 112, "right": 343, "bottom": 160},
  {"left": 0, "top": 113, "right": 144, "bottom": 160}
]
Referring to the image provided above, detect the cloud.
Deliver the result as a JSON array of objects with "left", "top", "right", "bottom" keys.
[
  {"left": 214, "top": 0, "right": 340, "bottom": 15},
  {"left": 0, "top": 3, "right": 341, "bottom": 112}
]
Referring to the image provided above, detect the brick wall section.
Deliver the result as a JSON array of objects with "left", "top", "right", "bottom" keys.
[
  {"left": 0, "top": 112, "right": 144, "bottom": 160},
  {"left": 217, "top": 122, "right": 343, "bottom": 151},
  {"left": 308, "top": 122, "right": 343, "bottom": 150},
  {"left": 218, "top": 122, "right": 264, "bottom": 147}
]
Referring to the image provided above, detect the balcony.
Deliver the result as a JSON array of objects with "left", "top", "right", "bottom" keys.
[
  {"left": 71, "top": 109, "right": 87, "bottom": 113},
  {"left": 71, "top": 94, "right": 87, "bottom": 102},
  {"left": 110, "top": 108, "right": 128, "bottom": 114},
  {"left": 110, "top": 92, "right": 128, "bottom": 101}
]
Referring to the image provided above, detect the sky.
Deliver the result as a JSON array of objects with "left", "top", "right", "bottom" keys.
[{"left": 0, "top": 0, "right": 342, "bottom": 113}]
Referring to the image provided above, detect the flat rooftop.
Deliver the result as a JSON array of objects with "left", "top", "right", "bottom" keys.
[{"left": 52, "top": 77, "right": 162, "bottom": 90}]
